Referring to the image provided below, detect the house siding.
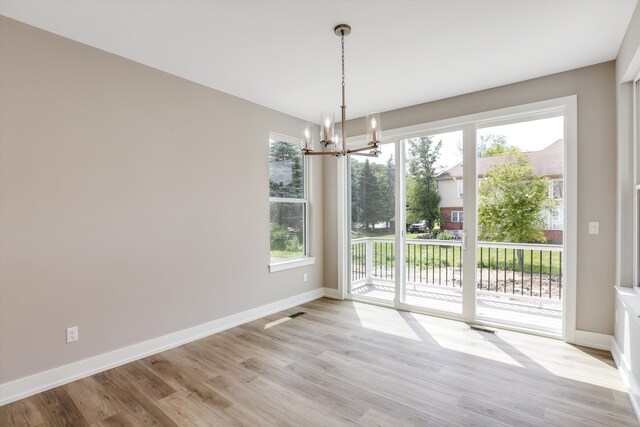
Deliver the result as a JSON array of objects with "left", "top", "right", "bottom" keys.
[{"left": 437, "top": 180, "right": 462, "bottom": 207}]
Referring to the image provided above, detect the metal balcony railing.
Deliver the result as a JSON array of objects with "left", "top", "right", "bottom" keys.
[{"left": 351, "top": 238, "right": 562, "bottom": 302}]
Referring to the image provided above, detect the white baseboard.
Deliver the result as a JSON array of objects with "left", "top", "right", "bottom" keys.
[
  {"left": 323, "top": 287, "right": 340, "bottom": 299},
  {"left": 0, "top": 287, "right": 325, "bottom": 406},
  {"left": 611, "top": 338, "right": 640, "bottom": 423},
  {"left": 573, "top": 329, "right": 612, "bottom": 351}
]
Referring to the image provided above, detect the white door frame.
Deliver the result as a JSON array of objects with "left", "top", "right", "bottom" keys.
[{"left": 338, "top": 95, "right": 577, "bottom": 342}]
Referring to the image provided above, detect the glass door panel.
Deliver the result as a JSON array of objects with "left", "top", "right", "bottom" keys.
[
  {"left": 475, "top": 116, "right": 564, "bottom": 334},
  {"left": 348, "top": 142, "right": 396, "bottom": 302},
  {"left": 402, "top": 131, "right": 464, "bottom": 314}
]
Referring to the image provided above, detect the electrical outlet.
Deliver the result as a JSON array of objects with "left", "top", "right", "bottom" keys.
[
  {"left": 66, "top": 326, "right": 78, "bottom": 343},
  {"left": 303, "top": 273, "right": 308, "bottom": 282},
  {"left": 588, "top": 221, "right": 599, "bottom": 235}
]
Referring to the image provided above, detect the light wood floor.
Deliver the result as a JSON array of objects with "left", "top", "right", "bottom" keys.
[{"left": 1, "top": 298, "right": 638, "bottom": 426}]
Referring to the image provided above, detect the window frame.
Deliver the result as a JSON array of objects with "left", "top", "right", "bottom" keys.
[
  {"left": 549, "top": 179, "right": 564, "bottom": 231},
  {"left": 456, "top": 179, "right": 464, "bottom": 198},
  {"left": 451, "top": 210, "right": 463, "bottom": 223},
  {"left": 635, "top": 79, "right": 640, "bottom": 287},
  {"left": 268, "top": 132, "right": 315, "bottom": 272}
]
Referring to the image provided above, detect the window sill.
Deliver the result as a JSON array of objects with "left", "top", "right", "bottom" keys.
[
  {"left": 615, "top": 286, "right": 640, "bottom": 325},
  {"left": 269, "top": 257, "right": 316, "bottom": 273}
]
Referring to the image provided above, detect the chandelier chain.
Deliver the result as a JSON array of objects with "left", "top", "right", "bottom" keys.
[{"left": 341, "top": 32, "right": 345, "bottom": 96}]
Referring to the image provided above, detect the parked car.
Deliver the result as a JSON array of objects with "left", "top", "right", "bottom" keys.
[{"left": 408, "top": 221, "right": 427, "bottom": 233}]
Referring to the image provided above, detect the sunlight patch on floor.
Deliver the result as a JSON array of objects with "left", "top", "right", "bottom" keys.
[
  {"left": 407, "top": 313, "right": 524, "bottom": 367},
  {"left": 264, "top": 316, "right": 291, "bottom": 329},
  {"left": 353, "top": 303, "right": 421, "bottom": 341},
  {"left": 497, "top": 337, "right": 626, "bottom": 391}
]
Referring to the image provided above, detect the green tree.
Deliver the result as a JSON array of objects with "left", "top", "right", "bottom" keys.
[
  {"left": 350, "top": 158, "right": 363, "bottom": 226},
  {"left": 478, "top": 151, "right": 557, "bottom": 266},
  {"left": 478, "top": 134, "right": 519, "bottom": 157},
  {"left": 406, "top": 137, "right": 441, "bottom": 229},
  {"left": 269, "top": 141, "right": 303, "bottom": 198},
  {"left": 377, "top": 156, "right": 395, "bottom": 229},
  {"left": 358, "top": 159, "right": 384, "bottom": 231},
  {"left": 269, "top": 141, "right": 304, "bottom": 244}
]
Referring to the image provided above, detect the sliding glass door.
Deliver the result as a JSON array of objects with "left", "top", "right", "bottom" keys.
[
  {"left": 348, "top": 142, "right": 396, "bottom": 304},
  {"left": 346, "top": 98, "right": 572, "bottom": 338},
  {"left": 400, "top": 131, "right": 464, "bottom": 315},
  {"left": 474, "top": 116, "right": 564, "bottom": 334}
]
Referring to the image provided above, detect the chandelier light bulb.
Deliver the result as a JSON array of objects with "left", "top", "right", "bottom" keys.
[
  {"left": 302, "top": 123, "right": 314, "bottom": 151},
  {"left": 367, "top": 112, "right": 381, "bottom": 145},
  {"left": 320, "top": 111, "right": 335, "bottom": 145}
]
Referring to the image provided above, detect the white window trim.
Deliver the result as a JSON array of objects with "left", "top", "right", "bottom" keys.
[
  {"left": 269, "top": 256, "right": 316, "bottom": 272},
  {"left": 268, "top": 132, "right": 314, "bottom": 272},
  {"left": 634, "top": 79, "right": 640, "bottom": 288},
  {"left": 451, "top": 211, "right": 463, "bottom": 223}
]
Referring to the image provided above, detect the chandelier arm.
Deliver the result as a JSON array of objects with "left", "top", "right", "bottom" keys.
[
  {"left": 346, "top": 145, "right": 379, "bottom": 155},
  {"left": 351, "top": 153, "right": 380, "bottom": 157},
  {"left": 303, "top": 151, "right": 344, "bottom": 157}
]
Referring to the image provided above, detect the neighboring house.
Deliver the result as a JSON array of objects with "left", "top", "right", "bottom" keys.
[{"left": 435, "top": 139, "right": 564, "bottom": 243}]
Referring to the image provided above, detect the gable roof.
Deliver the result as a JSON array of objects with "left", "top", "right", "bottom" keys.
[{"left": 435, "top": 139, "right": 563, "bottom": 180}]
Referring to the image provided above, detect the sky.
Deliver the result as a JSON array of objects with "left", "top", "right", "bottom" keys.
[{"left": 365, "top": 116, "right": 564, "bottom": 173}]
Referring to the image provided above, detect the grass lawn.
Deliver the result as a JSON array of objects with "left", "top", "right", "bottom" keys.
[{"left": 271, "top": 250, "right": 304, "bottom": 260}]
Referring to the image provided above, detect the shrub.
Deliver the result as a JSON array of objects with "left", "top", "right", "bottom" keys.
[
  {"left": 436, "top": 232, "right": 452, "bottom": 240},
  {"left": 270, "top": 223, "right": 301, "bottom": 252}
]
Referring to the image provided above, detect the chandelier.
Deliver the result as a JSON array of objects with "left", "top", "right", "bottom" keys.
[{"left": 301, "top": 24, "right": 381, "bottom": 157}]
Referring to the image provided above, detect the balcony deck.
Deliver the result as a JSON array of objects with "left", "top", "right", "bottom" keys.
[
  {"left": 351, "top": 237, "right": 564, "bottom": 334},
  {"left": 350, "top": 283, "right": 562, "bottom": 333}
]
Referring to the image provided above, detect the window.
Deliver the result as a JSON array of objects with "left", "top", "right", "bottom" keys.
[
  {"left": 456, "top": 180, "right": 463, "bottom": 198},
  {"left": 451, "top": 211, "right": 463, "bottom": 223},
  {"left": 269, "top": 134, "right": 309, "bottom": 265},
  {"left": 549, "top": 179, "right": 563, "bottom": 230}
]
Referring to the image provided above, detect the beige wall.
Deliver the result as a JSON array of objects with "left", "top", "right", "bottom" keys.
[
  {"left": 0, "top": 17, "right": 323, "bottom": 383},
  {"left": 325, "top": 61, "right": 617, "bottom": 335}
]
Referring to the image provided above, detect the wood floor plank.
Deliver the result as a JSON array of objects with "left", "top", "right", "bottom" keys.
[
  {"left": 281, "top": 360, "right": 444, "bottom": 425},
  {"left": 0, "top": 397, "right": 44, "bottom": 426},
  {"left": 239, "top": 356, "right": 367, "bottom": 421},
  {"left": 33, "top": 388, "right": 90, "bottom": 427},
  {"left": 92, "top": 370, "right": 178, "bottom": 426},
  {"left": 91, "top": 412, "right": 136, "bottom": 427},
  {"left": 155, "top": 391, "right": 233, "bottom": 427},
  {"left": 1, "top": 298, "right": 637, "bottom": 426},
  {"left": 119, "top": 361, "right": 176, "bottom": 401},
  {"left": 140, "top": 353, "right": 233, "bottom": 411},
  {"left": 63, "top": 376, "right": 122, "bottom": 424}
]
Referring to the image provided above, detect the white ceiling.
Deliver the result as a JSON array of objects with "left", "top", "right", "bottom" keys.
[{"left": 0, "top": 0, "right": 637, "bottom": 123}]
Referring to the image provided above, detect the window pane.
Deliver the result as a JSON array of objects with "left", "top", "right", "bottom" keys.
[
  {"left": 269, "top": 140, "right": 304, "bottom": 199},
  {"left": 270, "top": 202, "right": 305, "bottom": 259},
  {"left": 552, "top": 180, "right": 563, "bottom": 199},
  {"left": 551, "top": 203, "right": 563, "bottom": 230}
]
